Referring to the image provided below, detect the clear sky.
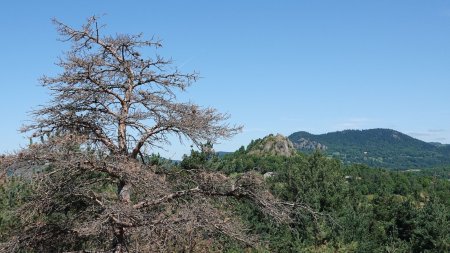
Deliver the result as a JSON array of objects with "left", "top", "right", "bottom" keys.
[{"left": 1, "top": 1, "right": 450, "bottom": 159}]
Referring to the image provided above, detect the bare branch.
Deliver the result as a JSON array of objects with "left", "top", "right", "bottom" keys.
[{"left": 24, "top": 16, "right": 241, "bottom": 159}]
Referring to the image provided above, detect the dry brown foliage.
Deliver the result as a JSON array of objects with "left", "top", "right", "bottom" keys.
[{"left": 1, "top": 135, "right": 291, "bottom": 252}]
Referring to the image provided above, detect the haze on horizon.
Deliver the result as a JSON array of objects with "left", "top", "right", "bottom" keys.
[{"left": 1, "top": 1, "right": 450, "bottom": 159}]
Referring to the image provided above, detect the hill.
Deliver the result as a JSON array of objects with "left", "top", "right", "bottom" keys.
[
  {"left": 246, "top": 134, "right": 297, "bottom": 157},
  {"left": 288, "top": 128, "right": 450, "bottom": 169}
]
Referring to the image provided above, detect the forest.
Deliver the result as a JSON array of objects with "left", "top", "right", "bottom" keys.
[
  {"left": 1, "top": 141, "right": 449, "bottom": 252},
  {"left": 289, "top": 129, "right": 450, "bottom": 169},
  {"left": 179, "top": 137, "right": 450, "bottom": 252}
]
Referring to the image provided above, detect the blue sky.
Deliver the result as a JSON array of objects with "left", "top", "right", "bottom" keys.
[{"left": 1, "top": 1, "right": 450, "bottom": 159}]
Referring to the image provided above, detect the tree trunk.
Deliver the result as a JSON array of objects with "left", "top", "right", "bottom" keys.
[
  {"left": 114, "top": 180, "right": 132, "bottom": 252},
  {"left": 113, "top": 226, "right": 127, "bottom": 253},
  {"left": 118, "top": 180, "right": 131, "bottom": 203},
  {"left": 118, "top": 118, "right": 127, "bottom": 155}
]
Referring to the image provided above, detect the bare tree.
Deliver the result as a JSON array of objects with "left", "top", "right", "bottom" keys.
[
  {"left": 1, "top": 17, "right": 300, "bottom": 253},
  {"left": 2, "top": 135, "right": 294, "bottom": 252},
  {"left": 23, "top": 16, "right": 241, "bottom": 160},
  {"left": 22, "top": 16, "right": 242, "bottom": 204}
]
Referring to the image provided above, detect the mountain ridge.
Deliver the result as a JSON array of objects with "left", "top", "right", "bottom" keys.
[{"left": 288, "top": 128, "right": 450, "bottom": 169}]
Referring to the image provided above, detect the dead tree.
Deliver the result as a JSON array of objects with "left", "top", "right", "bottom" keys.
[
  {"left": 2, "top": 16, "right": 296, "bottom": 252},
  {"left": 24, "top": 16, "right": 241, "bottom": 158},
  {"left": 22, "top": 16, "right": 242, "bottom": 207},
  {"left": 2, "top": 135, "right": 293, "bottom": 252}
]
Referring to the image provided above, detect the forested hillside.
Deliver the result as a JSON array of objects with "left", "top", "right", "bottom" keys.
[
  {"left": 181, "top": 136, "right": 450, "bottom": 252},
  {"left": 2, "top": 137, "right": 449, "bottom": 252},
  {"left": 289, "top": 129, "right": 450, "bottom": 169}
]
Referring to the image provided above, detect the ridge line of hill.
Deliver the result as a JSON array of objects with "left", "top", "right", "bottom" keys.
[{"left": 287, "top": 128, "right": 450, "bottom": 169}]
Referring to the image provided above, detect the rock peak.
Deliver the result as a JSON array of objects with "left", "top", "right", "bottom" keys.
[{"left": 247, "top": 134, "right": 297, "bottom": 157}]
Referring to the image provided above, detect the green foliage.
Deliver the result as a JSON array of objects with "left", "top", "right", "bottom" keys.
[
  {"left": 204, "top": 143, "right": 450, "bottom": 252},
  {"left": 289, "top": 129, "right": 450, "bottom": 169},
  {"left": 180, "top": 149, "right": 220, "bottom": 171},
  {"left": 2, "top": 139, "right": 449, "bottom": 252},
  {"left": 411, "top": 196, "right": 449, "bottom": 252},
  {"left": 0, "top": 177, "right": 33, "bottom": 242},
  {"left": 413, "top": 166, "right": 450, "bottom": 180}
]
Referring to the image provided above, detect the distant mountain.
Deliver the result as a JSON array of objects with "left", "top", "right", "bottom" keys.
[
  {"left": 429, "top": 142, "right": 450, "bottom": 148},
  {"left": 288, "top": 129, "right": 450, "bottom": 169}
]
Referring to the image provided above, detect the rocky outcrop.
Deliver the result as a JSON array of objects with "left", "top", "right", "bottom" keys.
[
  {"left": 292, "top": 137, "right": 327, "bottom": 151},
  {"left": 248, "top": 134, "right": 297, "bottom": 157}
]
